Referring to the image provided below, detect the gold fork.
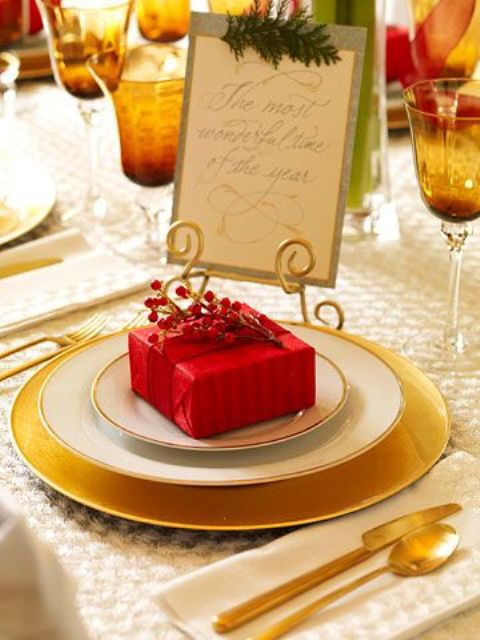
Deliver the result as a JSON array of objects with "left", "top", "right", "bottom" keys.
[
  {"left": 0, "top": 314, "right": 108, "bottom": 382},
  {"left": 0, "top": 312, "right": 145, "bottom": 383},
  {"left": 120, "top": 311, "right": 146, "bottom": 331},
  {"left": 0, "top": 313, "right": 108, "bottom": 360}
]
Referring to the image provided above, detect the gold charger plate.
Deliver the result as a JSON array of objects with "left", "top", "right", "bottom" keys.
[
  {"left": 10, "top": 326, "right": 450, "bottom": 530},
  {"left": 17, "top": 48, "right": 51, "bottom": 80},
  {"left": 7, "top": 33, "right": 52, "bottom": 80},
  {"left": 387, "top": 102, "right": 408, "bottom": 131},
  {"left": 387, "top": 82, "right": 408, "bottom": 131},
  {"left": 0, "top": 153, "right": 56, "bottom": 246}
]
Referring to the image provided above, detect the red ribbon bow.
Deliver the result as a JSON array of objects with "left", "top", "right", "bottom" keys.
[{"left": 399, "top": 0, "right": 476, "bottom": 87}]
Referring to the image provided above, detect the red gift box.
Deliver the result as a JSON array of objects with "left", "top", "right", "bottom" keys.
[
  {"left": 28, "top": 0, "right": 43, "bottom": 35},
  {"left": 128, "top": 316, "right": 316, "bottom": 439},
  {"left": 386, "top": 26, "right": 412, "bottom": 84}
]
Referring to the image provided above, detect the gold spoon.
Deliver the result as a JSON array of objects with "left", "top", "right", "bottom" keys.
[{"left": 249, "top": 523, "right": 459, "bottom": 640}]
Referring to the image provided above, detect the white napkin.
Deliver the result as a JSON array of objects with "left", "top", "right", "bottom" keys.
[
  {"left": 0, "top": 229, "right": 150, "bottom": 336},
  {"left": 0, "top": 490, "right": 87, "bottom": 640},
  {"left": 158, "top": 453, "right": 480, "bottom": 640}
]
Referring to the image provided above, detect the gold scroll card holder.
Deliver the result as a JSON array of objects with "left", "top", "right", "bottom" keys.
[{"left": 165, "top": 221, "right": 345, "bottom": 331}]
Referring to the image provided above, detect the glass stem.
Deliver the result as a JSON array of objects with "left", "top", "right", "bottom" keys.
[
  {"left": 441, "top": 222, "right": 470, "bottom": 354},
  {"left": 136, "top": 186, "right": 170, "bottom": 262},
  {"left": 77, "top": 100, "right": 106, "bottom": 219}
]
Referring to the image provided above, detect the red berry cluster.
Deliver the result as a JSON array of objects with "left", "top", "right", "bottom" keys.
[{"left": 143, "top": 280, "right": 282, "bottom": 347}]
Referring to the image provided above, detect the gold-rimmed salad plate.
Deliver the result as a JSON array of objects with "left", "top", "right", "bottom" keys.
[{"left": 91, "top": 351, "right": 348, "bottom": 451}]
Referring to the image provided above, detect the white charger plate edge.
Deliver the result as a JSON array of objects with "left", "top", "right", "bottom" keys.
[{"left": 36, "top": 328, "right": 405, "bottom": 486}]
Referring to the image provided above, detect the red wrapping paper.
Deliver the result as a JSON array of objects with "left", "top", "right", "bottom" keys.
[
  {"left": 128, "top": 317, "right": 316, "bottom": 439},
  {"left": 29, "top": 0, "right": 43, "bottom": 35},
  {"left": 386, "top": 26, "right": 411, "bottom": 83}
]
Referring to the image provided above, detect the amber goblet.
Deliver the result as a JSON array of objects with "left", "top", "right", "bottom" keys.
[
  {"left": 88, "top": 44, "right": 186, "bottom": 253},
  {"left": 404, "top": 78, "right": 480, "bottom": 369},
  {"left": 36, "top": 0, "right": 133, "bottom": 225},
  {"left": 136, "top": 0, "right": 190, "bottom": 43}
]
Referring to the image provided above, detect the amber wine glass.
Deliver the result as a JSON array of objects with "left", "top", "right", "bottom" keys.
[
  {"left": 404, "top": 78, "right": 480, "bottom": 368},
  {"left": 36, "top": 0, "right": 133, "bottom": 225},
  {"left": 136, "top": 0, "right": 190, "bottom": 43},
  {"left": 88, "top": 44, "right": 186, "bottom": 254}
]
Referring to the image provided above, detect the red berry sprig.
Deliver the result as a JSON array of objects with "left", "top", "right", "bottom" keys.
[{"left": 144, "top": 280, "right": 282, "bottom": 347}]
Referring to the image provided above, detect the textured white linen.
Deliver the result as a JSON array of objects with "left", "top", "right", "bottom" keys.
[
  {"left": 0, "top": 229, "right": 150, "bottom": 336},
  {"left": 0, "top": 81, "right": 480, "bottom": 640},
  {"left": 158, "top": 454, "right": 480, "bottom": 640},
  {"left": 0, "top": 490, "right": 87, "bottom": 640}
]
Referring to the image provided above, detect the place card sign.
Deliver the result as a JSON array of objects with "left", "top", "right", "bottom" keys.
[{"left": 171, "top": 12, "right": 366, "bottom": 287}]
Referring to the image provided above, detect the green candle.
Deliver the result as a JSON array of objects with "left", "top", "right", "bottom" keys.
[
  {"left": 313, "top": 0, "right": 377, "bottom": 211},
  {"left": 334, "top": 0, "right": 350, "bottom": 25},
  {"left": 312, "top": 0, "right": 337, "bottom": 23},
  {"left": 345, "top": 0, "right": 376, "bottom": 210}
]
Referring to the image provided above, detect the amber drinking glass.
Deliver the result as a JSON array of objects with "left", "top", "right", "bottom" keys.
[
  {"left": 36, "top": 0, "right": 133, "bottom": 225},
  {"left": 404, "top": 78, "right": 480, "bottom": 368},
  {"left": 88, "top": 44, "right": 186, "bottom": 251},
  {"left": 136, "top": 0, "right": 189, "bottom": 43}
]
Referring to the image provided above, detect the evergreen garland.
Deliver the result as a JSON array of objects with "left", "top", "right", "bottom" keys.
[{"left": 221, "top": 0, "right": 340, "bottom": 69}]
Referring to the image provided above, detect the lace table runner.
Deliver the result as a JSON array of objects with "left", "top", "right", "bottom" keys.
[{"left": 0, "top": 83, "right": 479, "bottom": 639}]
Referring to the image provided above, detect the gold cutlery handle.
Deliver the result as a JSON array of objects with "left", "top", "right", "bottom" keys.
[
  {"left": 212, "top": 546, "right": 374, "bottom": 634},
  {"left": 0, "top": 348, "right": 66, "bottom": 382},
  {"left": 249, "top": 566, "right": 388, "bottom": 640},
  {"left": 0, "top": 258, "right": 63, "bottom": 279},
  {"left": 0, "top": 337, "right": 50, "bottom": 360}
]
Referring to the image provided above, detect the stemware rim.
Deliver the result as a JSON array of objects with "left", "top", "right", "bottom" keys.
[
  {"left": 403, "top": 77, "right": 480, "bottom": 121},
  {"left": 87, "top": 43, "right": 186, "bottom": 86},
  {"left": 39, "top": 0, "right": 132, "bottom": 10}
]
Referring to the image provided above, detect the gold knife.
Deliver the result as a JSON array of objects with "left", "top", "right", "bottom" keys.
[
  {"left": 0, "top": 258, "right": 63, "bottom": 279},
  {"left": 212, "top": 502, "right": 461, "bottom": 634}
]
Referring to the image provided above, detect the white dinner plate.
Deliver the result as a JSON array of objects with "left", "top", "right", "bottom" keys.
[
  {"left": 91, "top": 352, "right": 348, "bottom": 451},
  {"left": 0, "top": 153, "right": 56, "bottom": 247},
  {"left": 38, "top": 326, "right": 405, "bottom": 486}
]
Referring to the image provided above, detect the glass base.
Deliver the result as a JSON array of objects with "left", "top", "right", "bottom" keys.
[
  {"left": 55, "top": 184, "right": 174, "bottom": 263},
  {"left": 402, "top": 328, "right": 480, "bottom": 373},
  {"left": 115, "top": 226, "right": 168, "bottom": 264},
  {"left": 58, "top": 193, "right": 136, "bottom": 229},
  {"left": 343, "top": 200, "right": 401, "bottom": 243},
  {"left": 121, "top": 186, "right": 173, "bottom": 262},
  {"left": 102, "top": 194, "right": 172, "bottom": 265}
]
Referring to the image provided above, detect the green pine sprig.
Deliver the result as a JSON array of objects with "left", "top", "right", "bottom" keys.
[{"left": 221, "top": 0, "right": 340, "bottom": 70}]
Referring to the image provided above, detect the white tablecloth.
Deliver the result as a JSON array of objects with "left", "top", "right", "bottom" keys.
[{"left": 0, "top": 82, "right": 479, "bottom": 639}]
